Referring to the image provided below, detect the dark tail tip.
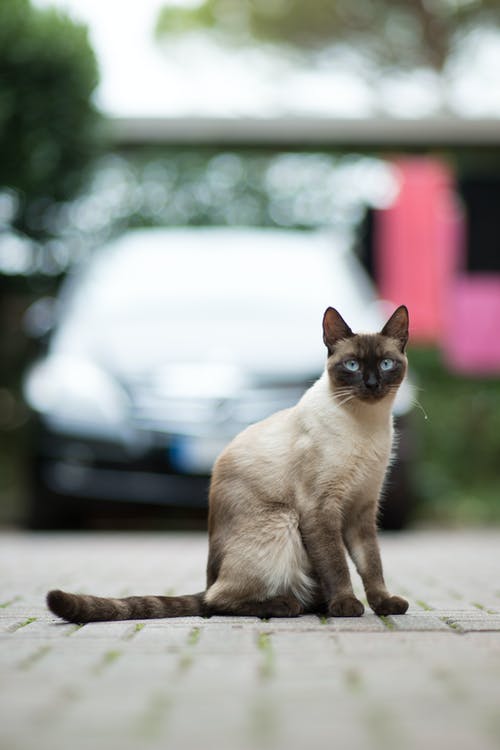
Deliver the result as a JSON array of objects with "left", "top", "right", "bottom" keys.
[{"left": 47, "top": 589, "right": 80, "bottom": 623}]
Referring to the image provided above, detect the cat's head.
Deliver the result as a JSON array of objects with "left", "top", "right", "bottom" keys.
[{"left": 322, "top": 306, "right": 409, "bottom": 405}]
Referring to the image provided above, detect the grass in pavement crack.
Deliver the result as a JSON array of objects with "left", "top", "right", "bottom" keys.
[
  {"left": 0, "top": 596, "right": 22, "bottom": 608},
  {"left": 378, "top": 615, "right": 395, "bottom": 631},
  {"left": 122, "top": 622, "right": 145, "bottom": 641},
  {"left": 440, "top": 617, "right": 463, "bottom": 633},
  {"left": 257, "top": 632, "right": 275, "bottom": 681},
  {"left": 178, "top": 627, "right": 201, "bottom": 672},
  {"left": 18, "top": 645, "right": 52, "bottom": 671},
  {"left": 8, "top": 617, "right": 37, "bottom": 633},
  {"left": 92, "top": 649, "right": 122, "bottom": 675},
  {"left": 186, "top": 626, "right": 200, "bottom": 646},
  {"left": 471, "top": 602, "right": 497, "bottom": 614},
  {"left": 344, "top": 667, "right": 364, "bottom": 693},
  {"left": 135, "top": 690, "right": 172, "bottom": 741},
  {"left": 65, "top": 623, "right": 85, "bottom": 636}
]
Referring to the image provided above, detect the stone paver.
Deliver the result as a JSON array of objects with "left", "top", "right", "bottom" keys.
[{"left": 1, "top": 530, "right": 500, "bottom": 750}]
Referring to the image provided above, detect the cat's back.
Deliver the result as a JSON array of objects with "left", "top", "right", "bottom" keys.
[
  {"left": 215, "top": 404, "right": 297, "bottom": 474},
  {"left": 207, "top": 405, "right": 298, "bottom": 525}
]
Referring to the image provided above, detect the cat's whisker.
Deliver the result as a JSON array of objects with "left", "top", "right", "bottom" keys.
[
  {"left": 335, "top": 394, "right": 356, "bottom": 408},
  {"left": 333, "top": 388, "right": 354, "bottom": 399},
  {"left": 335, "top": 388, "right": 354, "bottom": 399},
  {"left": 411, "top": 397, "right": 429, "bottom": 421},
  {"left": 333, "top": 394, "right": 354, "bottom": 403},
  {"left": 411, "top": 384, "right": 426, "bottom": 393}
]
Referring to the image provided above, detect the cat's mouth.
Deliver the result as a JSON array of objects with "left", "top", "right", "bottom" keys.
[{"left": 357, "top": 387, "right": 389, "bottom": 403}]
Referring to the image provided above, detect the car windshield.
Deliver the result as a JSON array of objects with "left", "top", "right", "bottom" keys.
[{"left": 52, "top": 229, "right": 376, "bottom": 376}]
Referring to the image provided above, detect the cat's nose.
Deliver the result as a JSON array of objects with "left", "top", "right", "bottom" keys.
[{"left": 365, "top": 373, "right": 379, "bottom": 390}]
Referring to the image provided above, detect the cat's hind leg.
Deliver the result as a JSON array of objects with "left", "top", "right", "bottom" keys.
[
  {"left": 204, "top": 589, "right": 304, "bottom": 618},
  {"left": 204, "top": 508, "right": 317, "bottom": 617}
]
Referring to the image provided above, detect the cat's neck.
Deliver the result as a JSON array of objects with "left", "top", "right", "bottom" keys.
[{"left": 300, "top": 371, "right": 395, "bottom": 433}]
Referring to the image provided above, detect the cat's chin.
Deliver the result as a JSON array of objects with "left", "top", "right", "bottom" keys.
[{"left": 356, "top": 391, "right": 391, "bottom": 404}]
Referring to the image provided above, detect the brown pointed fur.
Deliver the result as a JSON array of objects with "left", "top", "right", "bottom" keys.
[{"left": 47, "top": 306, "right": 410, "bottom": 623}]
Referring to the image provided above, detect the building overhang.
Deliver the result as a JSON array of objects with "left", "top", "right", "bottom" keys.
[{"left": 109, "top": 115, "right": 500, "bottom": 149}]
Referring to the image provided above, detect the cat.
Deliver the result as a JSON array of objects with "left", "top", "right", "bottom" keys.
[{"left": 47, "top": 305, "right": 410, "bottom": 623}]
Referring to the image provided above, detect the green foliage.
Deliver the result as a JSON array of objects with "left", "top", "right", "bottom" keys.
[
  {"left": 409, "top": 347, "right": 500, "bottom": 525},
  {"left": 156, "top": 1, "right": 216, "bottom": 36},
  {"left": 0, "top": 0, "right": 102, "bottom": 526},
  {"left": 156, "top": 0, "right": 500, "bottom": 73},
  {"left": 0, "top": 0, "right": 101, "bottom": 236}
]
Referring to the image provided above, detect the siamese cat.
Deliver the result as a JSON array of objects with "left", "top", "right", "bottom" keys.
[{"left": 47, "top": 305, "right": 409, "bottom": 623}]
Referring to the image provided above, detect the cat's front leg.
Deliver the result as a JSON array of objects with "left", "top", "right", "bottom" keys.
[
  {"left": 299, "top": 505, "right": 364, "bottom": 617},
  {"left": 343, "top": 506, "right": 408, "bottom": 616}
]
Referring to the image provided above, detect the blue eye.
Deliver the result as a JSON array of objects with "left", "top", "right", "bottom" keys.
[
  {"left": 380, "top": 358, "right": 395, "bottom": 371},
  {"left": 343, "top": 359, "right": 360, "bottom": 372}
]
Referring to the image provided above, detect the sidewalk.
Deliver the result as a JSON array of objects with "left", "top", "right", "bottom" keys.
[{"left": 1, "top": 530, "right": 500, "bottom": 750}]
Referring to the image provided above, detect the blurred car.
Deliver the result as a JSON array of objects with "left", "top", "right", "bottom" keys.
[{"left": 23, "top": 227, "right": 416, "bottom": 529}]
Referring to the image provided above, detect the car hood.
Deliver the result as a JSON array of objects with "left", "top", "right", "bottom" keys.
[{"left": 52, "top": 318, "right": 327, "bottom": 386}]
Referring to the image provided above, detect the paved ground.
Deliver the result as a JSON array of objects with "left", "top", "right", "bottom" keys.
[{"left": 1, "top": 530, "right": 500, "bottom": 750}]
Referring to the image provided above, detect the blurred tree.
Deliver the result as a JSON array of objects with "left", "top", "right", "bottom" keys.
[
  {"left": 0, "top": 0, "right": 102, "bottom": 501},
  {"left": 0, "top": 0, "right": 100, "bottom": 522},
  {"left": 156, "top": 0, "right": 500, "bottom": 75},
  {"left": 0, "top": 0, "right": 101, "bottom": 240}
]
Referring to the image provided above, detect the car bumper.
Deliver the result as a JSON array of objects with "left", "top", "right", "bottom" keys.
[
  {"left": 32, "top": 419, "right": 213, "bottom": 508},
  {"left": 39, "top": 458, "right": 210, "bottom": 507}
]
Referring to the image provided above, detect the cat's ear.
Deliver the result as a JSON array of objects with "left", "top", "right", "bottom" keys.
[
  {"left": 323, "top": 307, "right": 354, "bottom": 356},
  {"left": 380, "top": 305, "right": 409, "bottom": 352}
]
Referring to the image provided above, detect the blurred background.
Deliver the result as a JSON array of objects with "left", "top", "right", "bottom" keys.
[{"left": 1, "top": 0, "right": 500, "bottom": 532}]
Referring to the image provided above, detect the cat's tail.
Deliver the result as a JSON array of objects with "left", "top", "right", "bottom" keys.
[{"left": 46, "top": 589, "right": 207, "bottom": 624}]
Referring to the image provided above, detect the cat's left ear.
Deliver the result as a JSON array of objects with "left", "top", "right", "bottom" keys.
[{"left": 380, "top": 305, "right": 409, "bottom": 352}]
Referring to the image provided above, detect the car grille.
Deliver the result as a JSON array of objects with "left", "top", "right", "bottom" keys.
[{"left": 127, "top": 379, "right": 307, "bottom": 437}]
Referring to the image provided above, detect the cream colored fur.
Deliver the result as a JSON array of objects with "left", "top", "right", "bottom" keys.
[{"left": 204, "top": 369, "right": 398, "bottom": 609}]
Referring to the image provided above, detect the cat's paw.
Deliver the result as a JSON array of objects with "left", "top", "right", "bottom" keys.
[
  {"left": 267, "top": 596, "right": 304, "bottom": 618},
  {"left": 328, "top": 595, "right": 365, "bottom": 618},
  {"left": 372, "top": 595, "right": 408, "bottom": 616}
]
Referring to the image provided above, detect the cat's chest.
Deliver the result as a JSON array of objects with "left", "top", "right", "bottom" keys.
[
  {"left": 331, "top": 421, "right": 391, "bottom": 458},
  {"left": 318, "top": 420, "right": 392, "bottom": 488}
]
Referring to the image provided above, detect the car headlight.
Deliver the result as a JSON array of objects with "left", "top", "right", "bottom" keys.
[{"left": 24, "top": 355, "right": 130, "bottom": 439}]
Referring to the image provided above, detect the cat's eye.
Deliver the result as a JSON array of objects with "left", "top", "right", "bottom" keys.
[
  {"left": 343, "top": 359, "right": 360, "bottom": 372},
  {"left": 380, "top": 358, "right": 395, "bottom": 371}
]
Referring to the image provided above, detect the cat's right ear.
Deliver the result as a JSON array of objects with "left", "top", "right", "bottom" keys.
[
  {"left": 380, "top": 304, "right": 409, "bottom": 352},
  {"left": 323, "top": 307, "right": 354, "bottom": 356}
]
